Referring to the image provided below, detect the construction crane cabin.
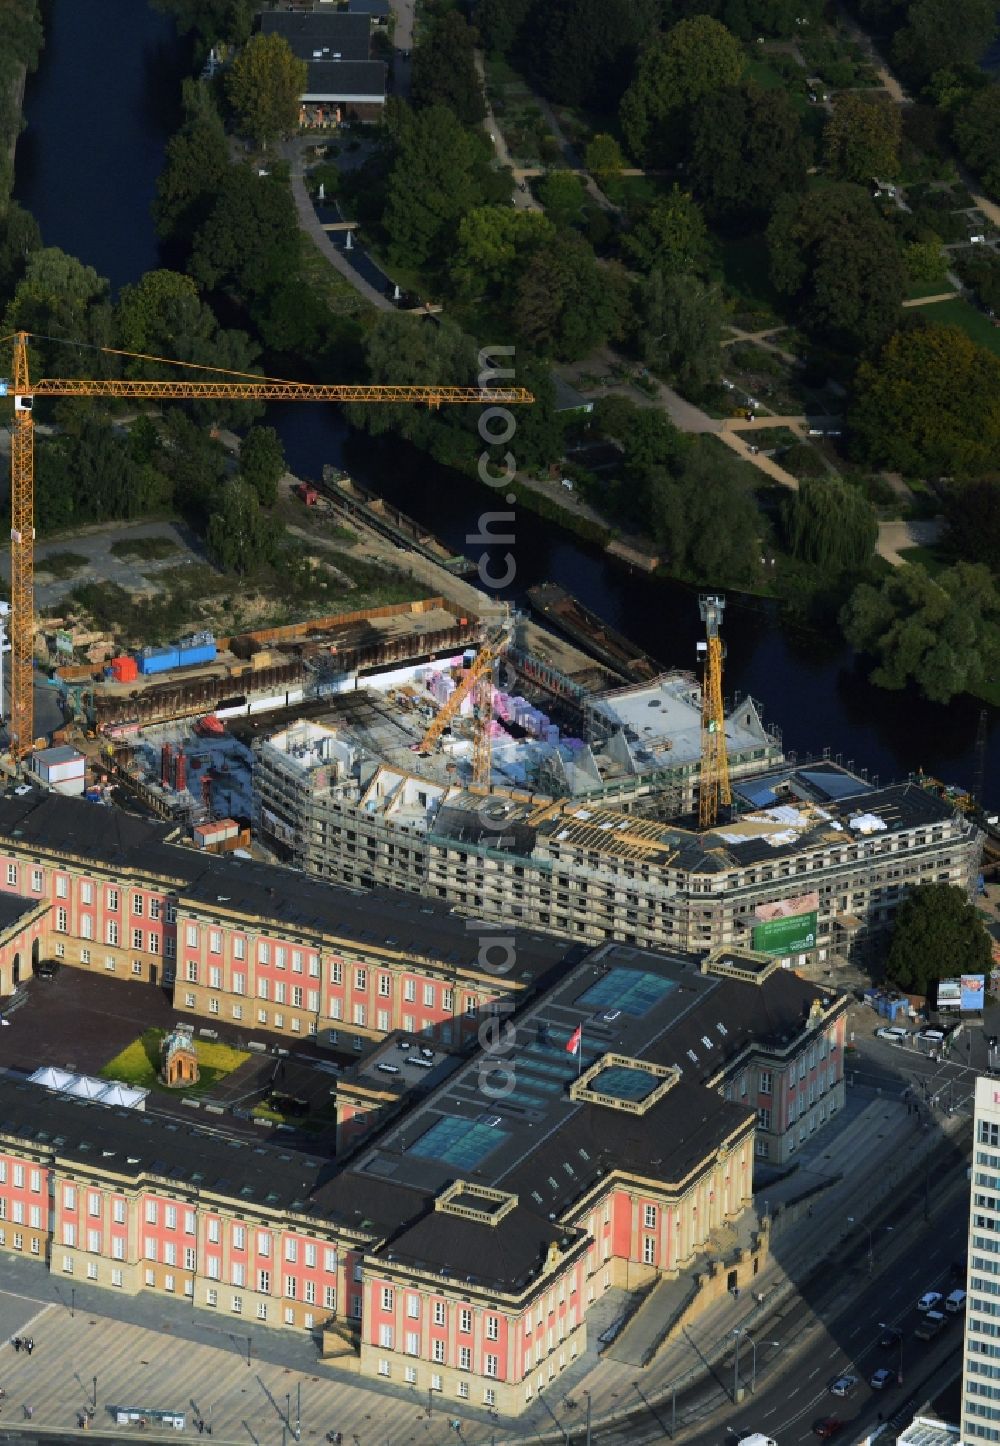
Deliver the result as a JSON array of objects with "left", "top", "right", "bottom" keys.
[{"left": 0, "top": 331, "right": 532, "bottom": 763}]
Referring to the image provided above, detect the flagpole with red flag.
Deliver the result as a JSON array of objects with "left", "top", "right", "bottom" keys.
[{"left": 566, "top": 1023, "right": 583, "bottom": 1075}]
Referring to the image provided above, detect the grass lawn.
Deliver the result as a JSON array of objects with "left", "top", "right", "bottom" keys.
[
  {"left": 38, "top": 551, "right": 87, "bottom": 579},
  {"left": 717, "top": 234, "right": 783, "bottom": 318},
  {"left": 109, "top": 536, "right": 181, "bottom": 562},
  {"left": 905, "top": 278, "right": 954, "bottom": 300},
  {"left": 601, "top": 174, "right": 663, "bottom": 208},
  {"left": 909, "top": 297, "right": 1000, "bottom": 357},
  {"left": 898, "top": 543, "right": 951, "bottom": 578},
  {"left": 100, "top": 1029, "right": 250, "bottom": 1095}
]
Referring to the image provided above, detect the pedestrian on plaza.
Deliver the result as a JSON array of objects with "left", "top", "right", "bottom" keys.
[
  {"left": 12, "top": 1338, "right": 20, "bottom": 1353},
  {"left": 198, "top": 1420, "right": 204, "bottom": 1435},
  {"left": 24, "top": 1404, "right": 32, "bottom": 1419},
  {"left": 25, "top": 1339, "right": 33, "bottom": 1355}
]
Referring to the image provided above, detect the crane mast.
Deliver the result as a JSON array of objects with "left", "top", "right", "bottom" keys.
[
  {"left": 2, "top": 331, "right": 532, "bottom": 759},
  {"left": 697, "top": 593, "right": 731, "bottom": 830},
  {"left": 417, "top": 617, "right": 511, "bottom": 784}
]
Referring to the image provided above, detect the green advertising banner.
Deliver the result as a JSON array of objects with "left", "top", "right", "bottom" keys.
[{"left": 751, "top": 910, "right": 818, "bottom": 955}]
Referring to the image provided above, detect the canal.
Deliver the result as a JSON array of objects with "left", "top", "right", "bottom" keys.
[{"left": 14, "top": 0, "right": 999, "bottom": 806}]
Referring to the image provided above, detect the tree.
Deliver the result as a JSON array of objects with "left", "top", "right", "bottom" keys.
[
  {"left": 383, "top": 106, "right": 492, "bottom": 269},
  {"left": 840, "top": 560, "right": 1000, "bottom": 703},
  {"left": 767, "top": 186, "right": 904, "bottom": 351},
  {"left": 514, "top": 236, "right": 624, "bottom": 360},
  {"left": 849, "top": 323, "right": 1000, "bottom": 476},
  {"left": 892, "top": 0, "right": 998, "bottom": 82},
  {"left": 412, "top": 11, "right": 485, "bottom": 125},
  {"left": 824, "top": 92, "right": 901, "bottom": 183},
  {"left": 619, "top": 17, "right": 745, "bottom": 164},
  {"left": 885, "top": 883, "right": 992, "bottom": 996},
  {"left": 536, "top": 171, "right": 586, "bottom": 227},
  {"left": 3, "top": 248, "right": 113, "bottom": 374},
  {"left": 152, "top": 0, "right": 259, "bottom": 43},
  {"left": 635, "top": 269, "right": 724, "bottom": 392},
  {"left": 526, "top": 0, "right": 657, "bottom": 109},
  {"left": 453, "top": 206, "right": 555, "bottom": 296},
  {"left": 690, "top": 84, "right": 809, "bottom": 227},
  {"left": 207, "top": 479, "right": 276, "bottom": 574},
  {"left": 0, "top": 202, "right": 41, "bottom": 306},
  {"left": 903, "top": 239, "right": 947, "bottom": 289},
  {"left": 226, "top": 33, "right": 306, "bottom": 146},
  {"left": 953, "top": 84, "right": 1000, "bottom": 201},
  {"left": 238, "top": 425, "right": 285, "bottom": 506},
  {"left": 191, "top": 168, "right": 302, "bottom": 299},
  {"left": 153, "top": 110, "right": 230, "bottom": 243},
  {"left": 943, "top": 477, "right": 1000, "bottom": 568},
  {"left": 954, "top": 246, "right": 1000, "bottom": 313},
  {"left": 584, "top": 135, "right": 625, "bottom": 179},
  {"left": 782, "top": 475, "right": 877, "bottom": 569},
  {"left": 648, "top": 441, "right": 761, "bottom": 584},
  {"left": 476, "top": 0, "right": 535, "bottom": 56},
  {"left": 623, "top": 188, "right": 708, "bottom": 276}
]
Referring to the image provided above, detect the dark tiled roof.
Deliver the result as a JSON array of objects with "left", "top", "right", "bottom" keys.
[
  {"left": 378, "top": 1204, "right": 582, "bottom": 1291},
  {"left": 0, "top": 793, "right": 574, "bottom": 983},
  {"left": 0, "top": 1077, "right": 326, "bottom": 1212},
  {"left": 0, "top": 893, "right": 43, "bottom": 933},
  {"left": 260, "top": 10, "right": 371, "bottom": 61},
  {"left": 304, "top": 59, "right": 387, "bottom": 99},
  {"left": 501, "top": 1079, "right": 753, "bottom": 1218}
]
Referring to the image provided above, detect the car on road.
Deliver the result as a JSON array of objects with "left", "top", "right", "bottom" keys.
[
  {"left": 915, "top": 1310, "right": 948, "bottom": 1341},
  {"left": 875, "top": 1026, "right": 909, "bottom": 1042},
  {"left": 917, "top": 1291, "right": 944, "bottom": 1313},
  {"left": 945, "top": 1290, "right": 967, "bottom": 1314},
  {"left": 814, "top": 1419, "right": 845, "bottom": 1439},
  {"left": 915, "top": 1029, "right": 946, "bottom": 1047},
  {"left": 878, "top": 1326, "right": 902, "bottom": 1349},
  {"left": 35, "top": 961, "right": 57, "bottom": 980},
  {"left": 830, "top": 1375, "right": 858, "bottom": 1397},
  {"left": 870, "top": 1368, "right": 895, "bottom": 1390}
]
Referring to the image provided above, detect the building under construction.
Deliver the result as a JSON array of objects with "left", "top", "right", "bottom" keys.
[{"left": 253, "top": 600, "right": 982, "bottom": 965}]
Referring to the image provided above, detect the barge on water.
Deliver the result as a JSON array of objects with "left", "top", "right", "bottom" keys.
[
  {"left": 320, "top": 466, "right": 477, "bottom": 577},
  {"left": 526, "top": 583, "right": 664, "bottom": 684}
]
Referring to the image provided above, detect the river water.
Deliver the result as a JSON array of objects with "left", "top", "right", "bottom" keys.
[{"left": 14, "top": 0, "right": 999, "bottom": 805}]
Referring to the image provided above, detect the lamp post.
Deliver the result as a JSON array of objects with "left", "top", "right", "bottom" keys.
[
  {"left": 732, "top": 1327, "right": 760, "bottom": 1396},
  {"left": 70, "top": 1286, "right": 75, "bottom": 1318},
  {"left": 584, "top": 1388, "right": 592, "bottom": 1446},
  {"left": 92, "top": 1376, "right": 98, "bottom": 1410},
  {"left": 296, "top": 1381, "right": 301, "bottom": 1440}
]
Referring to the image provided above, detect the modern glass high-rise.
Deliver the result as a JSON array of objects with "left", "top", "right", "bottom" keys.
[{"left": 963, "top": 1077, "right": 1000, "bottom": 1442}]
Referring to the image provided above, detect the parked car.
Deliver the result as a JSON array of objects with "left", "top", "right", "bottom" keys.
[
  {"left": 814, "top": 1419, "right": 845, "bottom": 1439},
  {"left": 830, "top": 1375, "right": 858, "bottom": 1397},
  {"left": 915, "top": 1029, "right": 946, "bottom": 1047},
  {"left": 878, "top": 1326, "right": 902, "bottom": 1349},
  {"left": 870, "top": 1368, "right": 895, "bottom": 1390},
  {"left": 945, "top": 1290, "right": 967, "bottom": 1314},
  {"left": 876, "top": 1026, "right": 909, "bottom": 1042},
  {"left": 917, "top": 1291, "right": 944, "bottom": 1313},
  {"left": 34, "top": 961, "right": 57, "bottom": 980}
]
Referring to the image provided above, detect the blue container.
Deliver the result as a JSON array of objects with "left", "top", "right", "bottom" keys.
[
  {"left": 177, "top": 643, "right": 217, "bottom": 667},
  {"left": 138, "top": 647, "right": 180, "bottom": 676},
  {"left": 85, "top": 789, "right": 102, "bottom": 802}
]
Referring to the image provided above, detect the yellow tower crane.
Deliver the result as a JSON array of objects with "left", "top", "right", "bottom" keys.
[
  {"left": 1, "top": 332, "right": 532, "bottom": 760},
  {"left": 697, "top": 593, "right": 731, "bottom": 830},
  {"left": 416, "top": 616, "right": 511, "bottom": 786}
]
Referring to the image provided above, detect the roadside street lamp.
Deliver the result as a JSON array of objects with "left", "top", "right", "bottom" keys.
[
  {"left": 732, "top": 1326, "right": 758, "bottom": 1398},
  {"left": 584, "top": 1388, "right": 592, "bottom": 1446}
]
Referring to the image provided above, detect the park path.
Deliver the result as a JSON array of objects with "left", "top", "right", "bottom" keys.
[
  {"left": 475, "top": 52, "right": 542, "bottom": 212},
  {"left": 876, "top": 517, "right": 944, "bottom": 564},
  {"left": 902, "top": 291, "right": 961, "bottom": 307},
  {"left": 281, "top": 140, "right": 392, "bottom": 311},
  {"left": 722, "top": 325, "right": 800, "bottom": 367}
]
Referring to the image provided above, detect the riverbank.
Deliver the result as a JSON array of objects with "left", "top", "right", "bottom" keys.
[{"left": 0, "top": 1, "right": 43, "bottom": 201}]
